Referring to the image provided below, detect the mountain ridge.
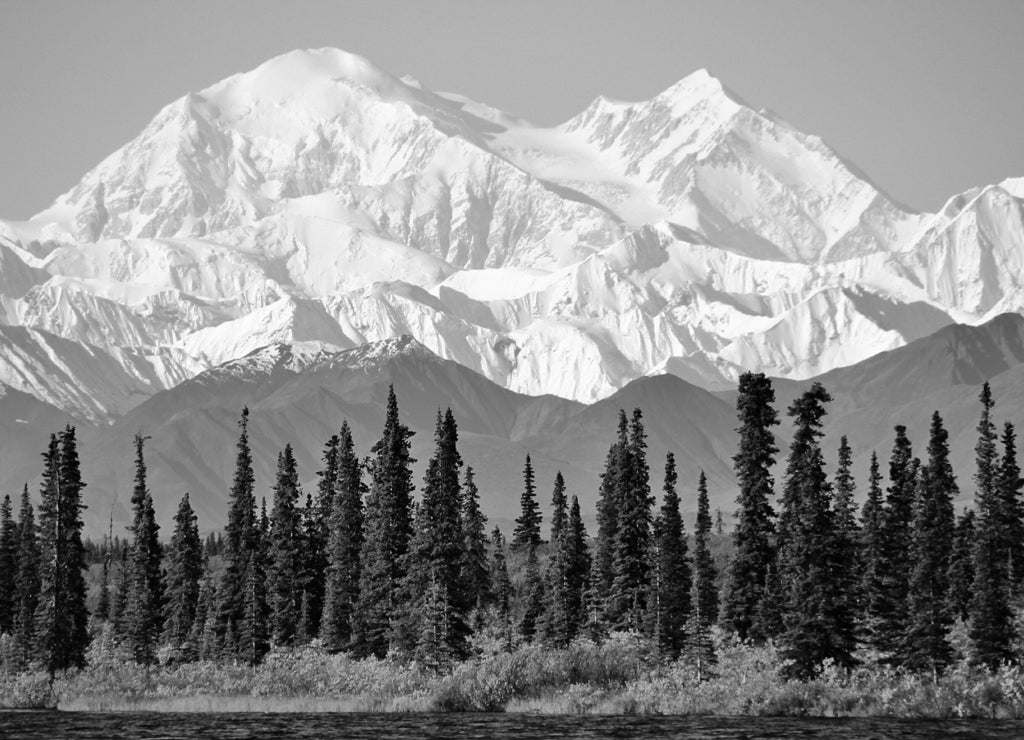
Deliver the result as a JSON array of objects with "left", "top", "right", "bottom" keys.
[{"left": 0, "top": 316, "right": 1020, "bottom": 539}]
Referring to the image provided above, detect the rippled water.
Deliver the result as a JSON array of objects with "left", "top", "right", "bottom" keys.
[{"left": 2, "top": 711, "right": 1024, "bottom": 739}]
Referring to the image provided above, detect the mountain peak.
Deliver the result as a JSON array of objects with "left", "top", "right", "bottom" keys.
[
  {"left": 324, "top": 334, "right": 437, "bottom": 368},
  {"left": 202, "top": 47, "right": 406, "bottom": 103}
]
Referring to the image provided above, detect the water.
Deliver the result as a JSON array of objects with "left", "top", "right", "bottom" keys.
[{"left": 2, "top": 712, "right": 1024, "bottom": 739}]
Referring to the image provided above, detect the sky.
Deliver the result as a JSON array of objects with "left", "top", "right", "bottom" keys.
[{"left": 2, "top": 0, "right": 1023, "bottom": 218}]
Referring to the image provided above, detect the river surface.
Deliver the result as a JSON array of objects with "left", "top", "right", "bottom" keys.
[{"left": 2, "top": 711, "right": 1023, "bottom": 739}]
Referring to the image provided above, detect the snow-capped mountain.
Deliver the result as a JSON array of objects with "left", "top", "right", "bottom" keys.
[{"left": 2, "top": 47, "right": 1023, "bottom": 416}]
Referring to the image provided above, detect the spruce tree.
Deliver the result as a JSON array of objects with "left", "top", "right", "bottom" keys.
[
  {"left": 831, "top": 436, "right": 860, "bottom": 649},
  {"left": 163, "top": 492, "right": 203, "bottom": 657},
  {"left": 60, "top": 427, "right": 90, "bottom": 666},
  {"left": 776, "top": 383, "right": 853, "bottom": 678},
  {"left": 35, "top": 428, "right": 90, "bottom": 674},
  {"left": 460, "top": 466, "right": 491, "bottom": 623},
  {"left": 403, "top": 409, "right": 470, "bottom": 669},
  {"left": 688, "top": 471, "right": 718, "bottom": 681},
  {"left": 832, "top": 437, "right": 860, "bottom": 561},
  {"left": 269, "top": 444, "right": 303, "bottom": 646},
  {"left": 593, "top": 412, "right": 630, "bottom": 617},
  {"left": 304, "top": 434, "right": 341, "bottom": 640},
  {"left": 542, "top": 472, "right": 574, "bottom": 647},
  {"left": 296, "top": 498, "right": 318, "bottom": 645},
  {"left": 903, "top": 412, "right": 957, "bottom": 676},
  {"left": 969, "top": 383, "right": 1015, "bottom": 668},
  {"left": 646, "top": 453, "right": 691, "bottom": 660},
  {"left": 321, "top": 422, "right": 365, "bottom": 652},
  {"left": 859, "top": 451, "right": 886, "bottom": 652},
  {"left": 970, "top": 530, "right": 1014, "bottom": 669},
  {"left": 564, "top": 495, "right": 590, "bottom": 641},
  {"left": 0, "top": 494, "right": 17, "bottom": 633},
  {"left": 351, "top": 385, "right": 415, "bottom": 658},
  {"left": 218, "top": 408, "right": 258, "bottom": 657},
  {"left": 874, "top": 425, "right": 917, "bottom": 662},
  {"left": 512, "top": 455, "right": 542, "bottom": 551},
  {"left": 609, "top": 409, "right": 654, "bottom": 632},
  {"left": 14, "top": 486, "right": 40, "bottom": 666},
  {"left": 721, "top": 372, "right": 780, "bottom": 642},
  {"left": 947, "top": 509, "right": 976, "bottom": 623},
  {"left": 126, "top": 434, "right": 164, "bottom": 665}
]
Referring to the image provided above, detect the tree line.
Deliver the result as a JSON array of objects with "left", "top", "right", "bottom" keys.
[{"left": 0, "top": 376, "right": 1020, "bottom": 680}]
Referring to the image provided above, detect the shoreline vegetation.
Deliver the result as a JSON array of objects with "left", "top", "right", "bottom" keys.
[
  {"left": 3, "top": 376, "right": 1024, "bottom": 720},
  {"left": 5, "top": 635, "right": 1024, "bottom": 718}
]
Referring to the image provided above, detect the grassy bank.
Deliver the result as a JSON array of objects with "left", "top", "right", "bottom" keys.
[{"left": 4, "top": 634, "right": 1024, "bottom": 718}]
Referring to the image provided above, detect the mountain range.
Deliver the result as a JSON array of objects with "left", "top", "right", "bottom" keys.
[
  {"left": 1, "top": 48, "right": 1023, "bottom": 534},
  {"left": 2, "top": 313, "right": 1023, "bottom": 536}
]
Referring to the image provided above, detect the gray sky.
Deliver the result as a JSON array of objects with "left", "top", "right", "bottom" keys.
[{"left": 3, "top": 0, "right": 1023, "bottom": 218}]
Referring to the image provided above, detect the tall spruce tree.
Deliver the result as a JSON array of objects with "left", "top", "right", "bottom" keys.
[
  {"left": 163, "top": 492, "right": 203, "bottom": 657},
  {"left": 902, "top": 412, "right": 957, "bottom": 676},
  {"left": 969, "top": 383, "right": 1015, "bottom": 668},
  {"left": 565, "top": 496, "right": 590, "bottom": 642},
  {"left": 874, "top": 425, "right": 917, "bottom": 662},
  {"left": 776, "top": 383, "right": 854, "bottom": 678},
  {"left": 296, "top": 498, "right": 318, "bottom": 645},
  {"left": 947, "top": 508, "right": 976, "bottom": 623},
  {"left": 351, "top": 385, "right": 415, "bottom": 658},
  {"left": 859, "top": 451, "right": 886, "bottom": 651},
  {"left": 321, "top": 422, "right": 365, "bottom": 652},
  {"left": 831, "top": 436, "right": 860, "bottom": 643},
  {"left": 609, "top": 409, "right": 654, "bottom": 632},
  {"left": 592, "top": 412, "right": 631, "bottom": 626},
  {"left": 269, "top": 444, "right": 304, "bottom": 646},
  {"left": 14, "top": 486, "right": 40, "bottom": 666},
  {"left": 722, "top": 372, "right": 780, "bottom": 642},
  {"left": 512, "top": 455, "right": 542, "bottom": 551},
  {"left": 125, "top": 434, "right": 164, "bottom": 664},
  {"left": 460, "top": 466, "right": 491, "bottom": 623},
  {"left": 688, "top": 471, "right": 718, "bottom": 681},
  {"left": 35, "top": 428, "right": 90, "bottom": 674},
  {"left": 302, "top": 434, "right": 341, "bottom": 640},
  {"left": 542, "top": 472, "right": 574, "bottom": 647},
  {"left": 218, "top": 408, "right": 258, "bottom": 657},
  {"left": 0, "top": 494, "right": 17, "bottom": 633},
  {"left": 646, "top": 452, "right": 691, "bottom": 660},
  {"left": 970, "top": 527, "right": 1015, "bottom": 669},
  {"left": 402, "top": 409, "right": 470, "bottom": 669}
]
